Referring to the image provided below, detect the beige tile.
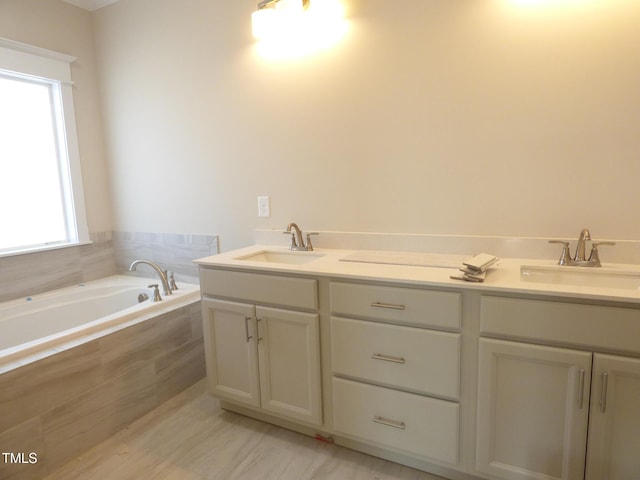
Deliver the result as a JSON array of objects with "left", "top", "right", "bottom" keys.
[
  {"left": 189, "top": 302, "right": 204, "bottom": 340},
  {"left": 44, "top": 380, "right": 445, "bottom": 480},
  {"left": 79, "top": 240, "right": 118, "bottom": 282},
  {"left": 42, "top": 364, "right": 158, "bottom": 471},
  {"left": 154, "top": 338, "right": 205, "bottom": 404},
  {"left": 0, "top": 247, "right": 82, "bottom": 303},
  {"left": 0, "top": 418, "right": 48, "bottom": 480},
  {"left": 0, "top": 341, "right": 102, "bottom": 432},
  {"left": 100, "top": 307, "right": 193, "bottom": 380}
]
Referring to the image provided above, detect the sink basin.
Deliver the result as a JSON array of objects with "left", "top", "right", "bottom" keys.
[
  {"left": 520, "top": 265, "right": 640, "bottom": 290},
  {"left": 234, "top": 250, "right": 325, "bottom": 265}
]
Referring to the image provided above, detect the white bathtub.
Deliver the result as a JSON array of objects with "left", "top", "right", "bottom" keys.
[{"left": 0, "top": 275, "right": 200, "bottom": 367}]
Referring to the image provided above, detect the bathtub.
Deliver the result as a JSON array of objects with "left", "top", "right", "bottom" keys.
[
  {"left": 0, "top": 274, "right": 204, "bottom": 476},
  {"left": 0, "top": 274, "right": 200, "bottom": 368}
]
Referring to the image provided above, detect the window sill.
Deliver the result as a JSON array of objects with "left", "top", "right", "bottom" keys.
[{"left": 0, "top": 240, "right": 93, "bottom": 259}]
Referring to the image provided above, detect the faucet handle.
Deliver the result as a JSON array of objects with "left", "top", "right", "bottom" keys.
[
  {"left": 549, "top": 240, "right": 575, "bottom": 266},
  {"left": 148, "top": 284, "right": 162, "bottom": 302},
  {"left": 169, "top": 272, "right": 178, "bottom": 291},
  {"left": 305, "top": 232, "right": 319, "bottom": 251},
  {"left": 588, "top": 241, "right": 616, "bottom": 267},
  {"left": 283, "top": 231, "right": 298, "bottom": 249}
]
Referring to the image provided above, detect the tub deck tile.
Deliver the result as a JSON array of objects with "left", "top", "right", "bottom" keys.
[
  {"left": 0, "top": 417, "right": 47, "bottom": 480},
  {"left": 0, "top": 341, "right": 102, "bottom": 432},
  {"left": 41, "top": 363, "right": 158, "bottom": 471},
  {"left": 100, "top": 307, "right": 193, "bottom": 381},
  {"left": 155, "top": 338, "right": 206, "bottom": 404}
]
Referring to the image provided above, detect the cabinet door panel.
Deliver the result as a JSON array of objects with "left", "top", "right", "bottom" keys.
[
  {"left": 476, "top": 339, "right": 592, "bottom": 480},
  {"left": 256, "top": 306, "right": 322, "bottom": 426},
  {"left": 586, "top": 354, "right": 640, "bottom": 480},
  {"left": 201, "top": 298, "right": 260, "bottom": 407}
]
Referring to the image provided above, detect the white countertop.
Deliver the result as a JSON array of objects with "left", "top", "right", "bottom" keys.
[{"left": 195, "top": 245, "right": 640, "bottom": 305}]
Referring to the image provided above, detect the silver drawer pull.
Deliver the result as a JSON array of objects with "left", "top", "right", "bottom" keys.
[
  {"left": 371, "top": 353, "right": 406, "bottom": 364},
  {"left": 373, "top": 415, "right": 406, "bottom": 430},
  {"left": 370, "top": 302, "right": 406, "bottom": 311}
]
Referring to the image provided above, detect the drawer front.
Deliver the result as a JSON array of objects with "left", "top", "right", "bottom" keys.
[
  {"left": 333, "top": 377, "right": 459, "bottom": 465},
  {"left": 200, "top": 268, "right": 317, "bottom": 310},
  {"left": 332, "top": 317, "right": 460, "bottom": 399},
  {"left": 330, "top": 282, "right": 461, "bottom": 330},
  {"left": 481, "top": 296, "right": 640, "bottom": 353}
]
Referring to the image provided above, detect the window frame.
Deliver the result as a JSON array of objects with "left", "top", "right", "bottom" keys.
[{"left": 0, "top": 37, "right": 90, "bottom": 256}]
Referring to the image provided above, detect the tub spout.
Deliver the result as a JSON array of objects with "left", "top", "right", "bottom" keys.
[{"left": 128, "top": 260, "right": 172, "bottom": 296}]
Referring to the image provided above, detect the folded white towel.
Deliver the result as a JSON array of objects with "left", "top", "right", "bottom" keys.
[
  {"left": 450, "top": 271, "right": 486, "bottom": 282},
  {"left": 450, "top": 253, "right": 499, "bottom": 282},
  {"left": 462, "top": 253, "right": 499, "bottom": 273}
]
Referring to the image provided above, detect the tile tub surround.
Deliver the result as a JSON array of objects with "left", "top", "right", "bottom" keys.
[
  {"left": 0, "top": 232, "right": 117, "bottom": 303},
  {"left": 0, "top": 302, "right": 204, "bottom": 480},
  {"left": 0, "top": 231, "right": 218, "bottom": 304},
  {"left": 113, "top": 231, "right": 219, "bottom": 285}
]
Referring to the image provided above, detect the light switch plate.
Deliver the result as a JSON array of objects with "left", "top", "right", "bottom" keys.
[{"left": 258, "top": 196, "right": 270, "bottom": 217}]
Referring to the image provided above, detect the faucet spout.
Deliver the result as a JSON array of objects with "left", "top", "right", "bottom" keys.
[
  {"left": 574, "top": 228, "right": 591, "bottom": 262},
  {"left": 129, "top": 260, "right": 172, "bottom": 296},
  {"left": 286, "top": 223, "right": 305, "bottom": 250}
]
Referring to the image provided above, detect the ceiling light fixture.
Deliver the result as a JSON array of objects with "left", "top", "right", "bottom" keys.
[{"left": 252, "top": 0, "right": 310, "bottom": 39}]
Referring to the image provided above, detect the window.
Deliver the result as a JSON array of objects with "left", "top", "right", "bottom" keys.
[{"left": 0, "top": 38, "right": 89, "bottom": 255}]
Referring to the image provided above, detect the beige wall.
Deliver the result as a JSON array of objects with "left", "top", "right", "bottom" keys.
[
  {"left": 8, "top": 0, "right": 640, "bottom": 252},
  {"left": 0, "top": 0, "right": 113, "bottom": 234}
]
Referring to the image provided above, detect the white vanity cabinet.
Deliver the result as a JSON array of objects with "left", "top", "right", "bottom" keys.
[
  {"left": 586, "top": 354, "right": 640, "bottom": 480},
  {"left": 330, "top": 281, "right": 462, "bottom": 465},
  {"left": 476, "top": 338, "right": 592, "bottom": 480},
  {"left": 199, "top": 268, "right": 322, "bottom": 426},
  {"left": 477, "top": 295, "right": 640, "bottom": 480}
]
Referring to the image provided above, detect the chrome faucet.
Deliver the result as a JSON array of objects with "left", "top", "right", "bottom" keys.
[
  {"left": 129, "top": 260, "right": 172, "bottom": 295},
  {"left": 283, "top": 222, "right": 318, "bottom": 251},
  {"left": 574, "top": 228, "right": 591, "bottom": 262},
  {"left": 549, "top": 229, "right": 615, "bottom": 267}
]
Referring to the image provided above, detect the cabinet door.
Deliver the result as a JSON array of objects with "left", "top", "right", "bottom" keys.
[
  {"left": 201, "top": 298, "right": 260, "bottom": 407},
  {"left": 256, "top": 306, "right": 322, "bottom": 426},
  {"left": 476, "top": 339, "right": 592, "bottom": 480},
  {"left": 586, "top": 354, "right": 640, "bottom": 480}
]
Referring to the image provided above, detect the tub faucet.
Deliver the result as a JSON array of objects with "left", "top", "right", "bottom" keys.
[{"left": 129, "top": 260, "right": 172, "bottom": 296}]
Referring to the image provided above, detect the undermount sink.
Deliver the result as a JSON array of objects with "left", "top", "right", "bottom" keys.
[
  {"left": 234, "top": 250, "right": 326, "bottom": 265},
  {"left": 520, "top": 265, "right": 640, "bottom": 290}
]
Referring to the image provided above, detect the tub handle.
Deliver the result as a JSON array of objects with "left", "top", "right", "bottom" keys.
[{"left": 148, "top": 284, "right": 162, "bottom": 302}]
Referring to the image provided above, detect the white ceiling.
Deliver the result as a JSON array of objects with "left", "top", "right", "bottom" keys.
[{"left": 63, "top": 0, "right": 120, "bottom": 11}]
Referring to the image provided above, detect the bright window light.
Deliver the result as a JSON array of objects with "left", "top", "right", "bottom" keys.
[
  {"left": 0, "top": 75, "right": 69, "bottom": 251},
  {"left": 0, "top": 38, "right": 89, "bottom": 255}
]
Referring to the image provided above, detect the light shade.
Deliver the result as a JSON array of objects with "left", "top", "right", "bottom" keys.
[
  {"left": 251, "top": 8, "right": 278, "bottom": 40},
  {"left": 251, "top": 0, "right": 309, "bottom": 40}
]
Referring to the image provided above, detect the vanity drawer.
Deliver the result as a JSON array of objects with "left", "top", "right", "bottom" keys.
[
  {"left": 330, "top": 282, "right": 461, "bottom": 330},
  {"left": 331, "top": 317, "right": 460, "bottom": 399},
  {"left": 481, "top": 296, "right": 640, "bottom": 353},
  {"left": 200, "top": 268, "right": 317, "bottom": 310},
  {"left": 333, "top": 377, "right": 459, "bottom": 464}
]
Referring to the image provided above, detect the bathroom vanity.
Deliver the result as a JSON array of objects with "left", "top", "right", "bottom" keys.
[{"left": 196, "top": 245, "right": 640, "bottom": 480}]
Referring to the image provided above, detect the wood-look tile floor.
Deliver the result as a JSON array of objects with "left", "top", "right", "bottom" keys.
[{"left": 44, "top": 380, "right": 445, "bottom": 480}]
